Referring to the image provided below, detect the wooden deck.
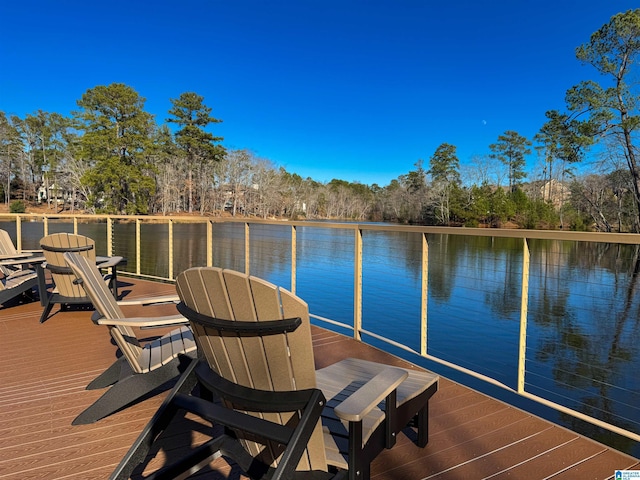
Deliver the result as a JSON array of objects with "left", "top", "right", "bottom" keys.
[{"left": 0, "top": 277, "right": 638, "bottom": 479}]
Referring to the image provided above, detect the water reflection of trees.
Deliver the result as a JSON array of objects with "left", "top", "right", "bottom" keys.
[
  {"left": 482, "top": 238, "right": 523, "bottom": 319},
  {"left": 247, "top": 224, "right": 293, "bottom": 286},
  {"left": 112, "top": 222, "right": 252, "bottom": 279},
  {"left": 528, "top": 240, "right": 640, "bottom": 451},
  {"left": 425, "top": 234, "right": 458, "bottom": 302},
  {"left": 427, "top": 234, "right": 523, "bottom": 318},
  {"left": 360, "top": 230, "right": 423, "bottom": 286}
]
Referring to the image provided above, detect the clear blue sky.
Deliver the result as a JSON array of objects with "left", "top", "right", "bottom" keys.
[{"left": 1, "top": 1, "right": 637, "bottom": 186}]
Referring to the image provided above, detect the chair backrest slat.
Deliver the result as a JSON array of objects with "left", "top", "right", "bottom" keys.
[{"left": 280, "top": 288, "right": 318, "bottom": 391}]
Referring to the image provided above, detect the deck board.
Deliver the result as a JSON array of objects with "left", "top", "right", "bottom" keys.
[{"left": 0, "top": 278, "right": 637, "bottom": 479}]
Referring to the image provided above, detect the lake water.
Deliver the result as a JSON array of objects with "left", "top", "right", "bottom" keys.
[{"left": 6, "top": 220, "right": 640, "bottom": 455}]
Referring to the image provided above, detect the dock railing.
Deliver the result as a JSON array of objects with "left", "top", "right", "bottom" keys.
[{"left": 3, "top": 213, "right": 640, "bottom": 448}]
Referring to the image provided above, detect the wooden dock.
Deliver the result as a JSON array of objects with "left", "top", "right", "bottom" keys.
[{"left": 0, "top": 277, "right": 638, "bottom": 479}]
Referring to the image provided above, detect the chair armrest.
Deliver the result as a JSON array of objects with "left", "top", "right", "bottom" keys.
[
  {"left": 0, "top": 255, "right": 45, "bottom": 266},
  {"left": 94, "top": 314, "right": 187, "bottom": 328},
  {"left": 96, "top": 256, "right": 124, "bottom": 268},
  {"left": 333, "top": 367, "right": 408, "bottom": 422},
  {"left": 117, "top": 294, "right": 180, "bottom": 306},
  {"left": 0, "top": 253, "right": 32, "bottom": 259}
]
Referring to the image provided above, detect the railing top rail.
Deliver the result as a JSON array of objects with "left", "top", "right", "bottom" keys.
[{"left": 2, "top": 213, "right": 640, "bottom": 245}]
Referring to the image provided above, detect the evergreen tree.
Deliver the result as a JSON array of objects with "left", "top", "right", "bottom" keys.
[
  {"left": 535, "top": 111, "right": 588, "bottom": 188},
  {"left": 428, "top": 143, "right": 460, "bottom": 225},
  {"left": 74, "top": 83, "right": 157, "bottom": 214},
  {"left": 428, "top": 143, "right": 461, "bottom": 185},
  {"left": 535, "top": 110, "right": 592, "bottom": 227},
  {"left": 489, "top": 131, "right": 531, "bottom": 191},
  {"left": 567, "top": 9, "right": 640, "bottom": 231},
  {"left": 168, "top": 92, "right": 225, "bottom": 213}
]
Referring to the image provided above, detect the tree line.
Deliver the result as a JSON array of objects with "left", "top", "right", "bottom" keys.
[{"left": 1, "top": 9, "right": 639, "bottom": 231}]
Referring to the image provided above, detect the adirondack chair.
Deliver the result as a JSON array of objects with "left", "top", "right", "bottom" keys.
[
  {"left": 0, "top": 229, "right": 42, "bottom": 258},
  {"left": 0, "top": 267, "right": 40, "bottom": 306},
  {"left": 0, "top": 229, "right": 24, "bottom": 259},
  {"left": 0, "top": 229, "right": 44, "bottom": 275},
  {"left": 111, "top": 267, "right": 438, "bottom": 480},
  {"left": 63, "top": 252, "right": 197, "bottom": 425},
  {"left": 0, "top": 229, "right": 44, "bottom": 306},
  {"left": 39, "top": 232, "right": 124, "bottom": 323}
]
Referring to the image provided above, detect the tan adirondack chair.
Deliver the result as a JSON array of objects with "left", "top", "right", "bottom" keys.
[
  {"left": 0, "top": 229, "right": 42, "bottom": 258},
  {"left": 63, "top": 252, "right": 197, "bottom": 425},
  {"left": 0, "top": 229, "right": 44, "bottom": 306},
  {"left": 111, "top": 267, "right": 438, "bottom": 480},
  {"left": 39, "top": 232, "right": 124, "bottom": 323},
  {"left": 0, "top": 267, "right": 39, "bottom": 306},
  {"left": 0, "top": 229, "right": 44, "bottom": 274},
  {"left": 0, "top": 229, "right": 24, "bottom": 259}
]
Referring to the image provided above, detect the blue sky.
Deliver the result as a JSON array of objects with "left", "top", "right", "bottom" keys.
[{"left": 1, "top": 1, "right": 637, "bottom": 186}]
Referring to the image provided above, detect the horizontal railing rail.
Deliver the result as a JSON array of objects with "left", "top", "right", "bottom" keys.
[{"left": 3, "top": 212, "right": 640, "bottom": 447}]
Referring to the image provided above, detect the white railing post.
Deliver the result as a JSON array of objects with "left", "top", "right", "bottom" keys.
[
  {"left": 136, "top": 219, "right": 141, "bottom": 276},
  {"left": 421, "top": 232, "right": 429, "bottom": 357},
  {"left": 354, "top": 227, "right": 363, "bottom": 341},
  {"left": 291, "top": 225, "right": 297, "bottom": 294},
  {"left": 107, "top": 217, "right": 113, "bottom": 257},
  {"left": 207, "top": 220, "right": 213, "bottom": 267},
  {"left": 168, "top": 219, "right": 174, "bottom": 280},
  {"left": 16, "top": 216, "right": 22, "bottom": 251},
  {"left": 245, "top": 222, "right": 250, "bottom": 275},
  {"left": 517, "top": 238, "right": 530, "bottom": 394}
]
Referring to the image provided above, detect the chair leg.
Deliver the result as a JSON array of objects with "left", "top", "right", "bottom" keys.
[
  {"left": 405, "top": 381, "right": 437, "bottom": 448},
  {"left": 36, "top": 264, "right": 48, "bottom": 307},
  {"left": 72, "top": 355, "right": 195, "bottom": 425},
  {"left": 348, "top": 421, "right": 366, "bottom": 480},
  {"left": 416, "top": 405, "right": 429, "bottom": 448},
  {"left": 39, "top": 298, "right": 55, "bottom": 323},
  {"left": 86, "top": 357, "right": 127, "bottom": 390}
]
